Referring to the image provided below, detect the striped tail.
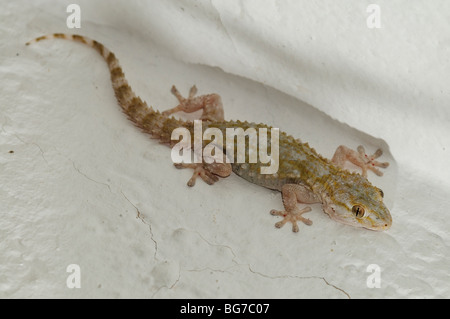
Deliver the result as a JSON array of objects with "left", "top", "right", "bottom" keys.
[{"left": 26, "top": 33, "right": 187, "bottom": 144}]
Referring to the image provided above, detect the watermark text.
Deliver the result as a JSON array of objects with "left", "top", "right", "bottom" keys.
[{"left": 171, "top": 120, "right": 279, "bottom": 174}]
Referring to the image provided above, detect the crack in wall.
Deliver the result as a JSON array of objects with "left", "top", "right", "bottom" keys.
[
  {"left": 63, "top": 152, "right": 161, "bottom": 263},
  {"left": 151, "top": 269, "right": 181, "bottom": 298},
  {"left": 10, "top": 132, "right": 49, "bottom": 165},
  {"left": 152, "top": 228, "right": 351, "bottom": 299},
  {"left": 158, "top": 262, "right": 351, "bottom": 299},
  {"left": 192, "top": 230, "right": 351, "bottom": 298},
  {"left": 246, "top": 266, "right": 351, "bottom": 299},
  {"left": 70, "top": 161, "right": 113, "bottom": 193},
  {"left": 120, "top": 190, "right": 159, "bottom": 261}
]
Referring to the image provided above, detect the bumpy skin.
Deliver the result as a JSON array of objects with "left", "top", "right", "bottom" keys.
[{"left": 27, "top": 34, "right": 392, "bottom": 232}]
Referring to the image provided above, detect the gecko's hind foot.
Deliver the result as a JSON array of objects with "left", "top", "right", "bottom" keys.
[
  {"left": 174, "top": 162, "right": 231, "bottom": 187},
  {"left": 331, "top": 145, "right": 389, "bottom": 178},
  {"left": 174, "top": 163, "right": 218, "bottom": 187},
  {"left": 270, "top": 207, "right": 313, "bottom": 233},
  {"left": 357, "top": 145, "right": 389, "bottom": 176}
]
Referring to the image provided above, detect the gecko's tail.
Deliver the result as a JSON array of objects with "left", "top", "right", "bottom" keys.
[{"left": 26, "top": 33, "right": 185, "bottom": 144}]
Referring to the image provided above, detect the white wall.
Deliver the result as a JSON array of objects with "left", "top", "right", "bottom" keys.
[{"left": 1, "top": 0, "right": 449, "bottom": 298}]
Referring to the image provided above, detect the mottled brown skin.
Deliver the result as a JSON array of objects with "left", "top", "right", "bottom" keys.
[{"left": 27, "top": 33, "right": 392, "bottom": 232}]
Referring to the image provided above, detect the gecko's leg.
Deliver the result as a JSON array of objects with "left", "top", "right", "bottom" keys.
[
  {"left": 162, "top": 85, "right": 225, "bottom": 122},
  {"left": 331, "top": 145, "right": 389, "bottom": 178},
  {"left": 164, "top": 85, "right": 229, "bottom": 186},
  {"left": 270, "top": 184, "right": 321, "bottom": 232},
  {"left": 163, "top": 85, "right": 229, "bottom": 185},
  {"left": 174, "top": 150, "right": 232, "bottom": 187},
  {"left": 174, "top": 162, "right": 231, "bottom": 187}
]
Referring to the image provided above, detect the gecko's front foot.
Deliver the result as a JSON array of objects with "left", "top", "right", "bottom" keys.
[
  {"left": 174, "top": 162, "right": 231, "bottom": 187},
  {"left": 270, "top": 184, "right": 320, "bottom": 232},
  {"left": 270, "top": 207, "right": 313, "bottom": 233},
  {"left": 331, "top": 145, "right": 389, "bottom": 178}
]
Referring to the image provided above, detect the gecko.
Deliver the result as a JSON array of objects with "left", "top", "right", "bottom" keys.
[{"left": 26, "top": 33, "right": 392, "bottom": 232}]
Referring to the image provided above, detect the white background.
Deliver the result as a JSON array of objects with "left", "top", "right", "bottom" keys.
[{"left": 1, "top": 0, "right": 449, "bottom": 298}]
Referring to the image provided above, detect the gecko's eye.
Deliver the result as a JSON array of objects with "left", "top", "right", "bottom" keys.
[
  {"left": 352, "top": 205, "right": 365, "bottom": 218},
  {"left": 379, "top": 189, "right": 384, "bottom": 198}
]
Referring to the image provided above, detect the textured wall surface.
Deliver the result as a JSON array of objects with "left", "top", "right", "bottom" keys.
[{"left": 1, "top": 0, "right": 449, "bottom": 298}]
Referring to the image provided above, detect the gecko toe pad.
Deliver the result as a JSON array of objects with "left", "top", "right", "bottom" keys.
[{"left": 270, "top": 207, "right": 313, "bottom": 232}]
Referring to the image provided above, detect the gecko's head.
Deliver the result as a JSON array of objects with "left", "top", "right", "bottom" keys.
[{"left": 322, "top": 174, "right": 392, "bottom": 231}]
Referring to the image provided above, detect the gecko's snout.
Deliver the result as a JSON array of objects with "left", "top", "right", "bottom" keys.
[{"left": 365, "top": 206, "right": 392, "bottom": 231}]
